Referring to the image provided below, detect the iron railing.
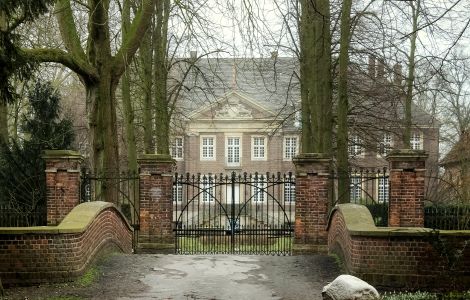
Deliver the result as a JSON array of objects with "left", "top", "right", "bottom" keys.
[
  {"left": 0, "top": 204, "right": 46, "bottom": 227},
  {"left": 173, "top": 172, "right": 295, "bottom": 255},
  {"left": 332, "top": 168, "right": 389, "bottom": 227},
  {"left": 424, "top": 205, "right": 470, "bottom": 230}
]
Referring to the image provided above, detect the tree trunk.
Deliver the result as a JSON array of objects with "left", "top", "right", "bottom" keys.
[
  {"left": 121, "top": 0, "right": 138, "bottom": 175},
  {"left": 299, "top": 0, "right": 333, "bottom": 154},
  {"left": 140, "top": 26, "right": 154, "bottom": 153},
  {"left": 0, "top": 102, "right": 8, "bottom": 144},
  {"left": 404, "top": 0, "right": 420, "bottom": 149},
  {"left": 337, "top": 0, "right": 353, "bottom": 203},
  {"left": 154, "top": 0, "right": 170, "bottom": 155}
]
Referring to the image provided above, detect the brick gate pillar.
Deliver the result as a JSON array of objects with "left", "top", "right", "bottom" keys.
[
  {"left": 137, "top": 154, "right": 175, "bottom": 252},
  {"left": 43, "top": 150, "right": 83, "bottom": 226},
  {"left": 387, "top": 149, "right": 428, "bottom": 227},
  {"left": 293, "top": 153, "right": 332, "bottom": 253}
]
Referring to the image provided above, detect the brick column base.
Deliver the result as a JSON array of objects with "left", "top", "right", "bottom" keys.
[
  {"left": 43, "top": 150, "right": 83, "bottom": 226},
  {"left": 387, "top": 149, "right": 428, "bottom": 227},
  {"left": 137, "top": 154, "right": 175, "bottom": 253},
  {"left": 293, "top": 153, "right": 331, "bottom": 253}
]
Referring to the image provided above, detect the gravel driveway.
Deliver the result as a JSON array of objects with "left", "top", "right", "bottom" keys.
[{"left": 4, "top": 254, "right": 340, "bottom": 300}]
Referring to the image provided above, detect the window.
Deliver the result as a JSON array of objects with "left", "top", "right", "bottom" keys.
[
  {"left": 252, "top": 178, "right": 266, "bottom": 202},
  {"left": 350, "top": 176, "right": 362, "bottom": 202},
  {"left": 378, "top": 177, "right": 389, "bottom": 203},
  {"left": 348, "top": 135, "right": 363, "bottom": 158},
  {"left": 284, "top": 182, "right": 296, "bottom": 202},
  {"left": 284, "top": 136, "right": 298, "bottom": 160},
  {"left": 201, "top": 175, "right": 215, "bottom": 202},
  {"left": 170, "top": 137, "right": 184, "bottom": 160},
  {"left": 252, "top": 136, "right": 266, "bottom": 160},
  {"left": 201, "top": 136, "right": 215, "bottom": 160},
  {"left": 410, "top": 131, "right": 423, "bottom": 150},
  {"left": 378, "top": 133, "right": 392, "bottom": 157},
  {"left": 226, "top": 136, "right": 241, "bottom": 166},
  {"left": 173, "top": 183, "right": 183, "bottom": 202}
]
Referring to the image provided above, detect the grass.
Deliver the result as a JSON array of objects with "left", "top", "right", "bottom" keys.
[
  {"left": 75, "top": 266, "right": 99, "bottom": 287},
  {"left": 176, "top": 236, "right": 293, "bottom": 254},
  {"left": 381, "top": 291, "right": 470, "bottom": 300}
]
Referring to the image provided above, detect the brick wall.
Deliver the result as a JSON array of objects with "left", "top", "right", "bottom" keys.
[
  {"left": 328, "top": 204, "right": 470, "bottom": 290},
  {"left": 138, "top": 155, "right": 175, "bottom": 250},
  {"left": 387, "top": 150, "right": 428, "bottom": 227},
  {"left": 43, "top": 150, "right": 83, "bottom": 226},
  {"left": 293, "top": 153, "right": 331, "bottom": 253},
  {"left": 0, "top": 203, "right": 132, "bottom": 286}
]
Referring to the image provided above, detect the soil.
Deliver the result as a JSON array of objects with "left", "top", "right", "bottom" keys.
[{"left": 3, "top": 253, "right": 341, "bottom": 300}]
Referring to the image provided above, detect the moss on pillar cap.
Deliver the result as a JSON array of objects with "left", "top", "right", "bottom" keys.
[
  {"left": 137, "top": 153, "right": 175, "bottom": 163},
  {"left": 293, "top": 152, "right": 331, "bottom": 163},
  {"left": 42, "top": 150, "right": 83, "bottom": 160},
  {"left": 386, "top": 149, "right": 428, "bottom": 161}
]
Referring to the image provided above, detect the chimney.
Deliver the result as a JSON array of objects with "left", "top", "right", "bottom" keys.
[
  {"left": 368, "top": 55, "right": 375, "bottom": 78},
  {"left": 393, "top": 63, "right": 402, "bottom": 85},
  {"left": 377, "top": 58, "right": 385, "bottom": 79},
  {"left": 190, "top": 50, "right": 197, "bottom": 61}
]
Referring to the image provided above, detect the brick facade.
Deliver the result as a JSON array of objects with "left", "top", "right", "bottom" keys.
[
  {"left": 293, "top": 153, "right": 331, "bottom": 252},
  {"left": 137, "top": 154, "right": 175, "bottom": 251},
  {"left": 387, "top": 150, "right": 428, "bottom": 227},
  {"left": 328, "top": 204, "right": 470, "bottom": 290},
  {"left": 43, "top": 150, "right": 83, "bottom": 226},
  {"left": 0, "top": 203, "right": 132, "bottom": 286}
]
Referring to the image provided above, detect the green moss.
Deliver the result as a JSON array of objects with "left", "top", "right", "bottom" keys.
[{"left": 75, "top": 266, "right": 99, "bottom": 287}]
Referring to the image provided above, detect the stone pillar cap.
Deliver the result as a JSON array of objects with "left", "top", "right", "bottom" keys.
[
  {"left": 293, "top": 153, "right": 331, "bottom": 164},
  {"left": 42, "top": 150, "right": 83, "bottom": 160},
  {"left": 137, "top": 153, "right": 175, "bottom": 163},
  {"left": 386, "top": 149, "right": 428, "bottom": 161}
]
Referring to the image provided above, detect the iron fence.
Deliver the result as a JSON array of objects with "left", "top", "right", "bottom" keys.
[
  {"left": 332, "top": 168, "right": 389, "bottom": 227},
  {"left": 80, "top": 170, "right": 140, "bottom": 249},
  {"left": 173, "top": 172, "right": 295, "bottom": 255},
  {"left": 424, "top": 205, "right": 470, "bottom": 230},
  {"left": 0, "top": 204, "right": 46, "bottom": 227}
]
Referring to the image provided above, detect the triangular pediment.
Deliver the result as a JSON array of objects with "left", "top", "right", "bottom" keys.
[{"left": 189, "top": 91, "right": 276, "bottom": 121}]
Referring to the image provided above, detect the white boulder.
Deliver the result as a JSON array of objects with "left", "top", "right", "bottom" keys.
[{"left": 322, "top": 274, "right": 380, "bottom": 300}]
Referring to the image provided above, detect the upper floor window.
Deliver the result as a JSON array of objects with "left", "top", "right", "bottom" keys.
[
  {"left": 252, "top": 178, "right": 266, "bottom": 202},
  {"left": 350, "top": 176, "right": 362, "bottom": 202},
  {"left": 378, "top": 177, "right": 389, "bottom": 203},
  {"left": 173, "top": 183, "right": 183, "bottom": 202},
  {"left": 226, "top": 136, "right": 241, "bottom": 166},
  {"left": 252, "top": 136, "right": 266, "bottom": 160},
  {"left": 348, "top": 135, "right": 363, "bottom": 158},
  {"left": 201, "top": 175, "right": 215, "bottom": 202},
  {"left": 284, "top": 136, "right": 298, "bottom": 160},
  {"left": 410, "top": 131, "right": 423, "bottom": 150},
  {"left": 171, "top": 137, "right": 184, "bottom": 160},
  {"left": 378, "top": 133, "right": 392, "bottom": 157},
  {"left": 201, "top": 136, "right": 215, "bottom": 160},
  {"left": 284, "top": 181, "right": 296, "bottom": 202}
]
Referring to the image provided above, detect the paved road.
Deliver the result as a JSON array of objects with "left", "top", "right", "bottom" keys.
[{"left": 5, "top": 254, "right": 340, "bottom": 300}]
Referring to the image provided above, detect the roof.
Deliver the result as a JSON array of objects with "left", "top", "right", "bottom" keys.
[{"left": 441, "top": 131, "right": 470, "bottom": 166}]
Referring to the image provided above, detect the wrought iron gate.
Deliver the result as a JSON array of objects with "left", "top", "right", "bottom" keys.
[{"left": 173, "top": 172, "right": 295, "bottom": 255}]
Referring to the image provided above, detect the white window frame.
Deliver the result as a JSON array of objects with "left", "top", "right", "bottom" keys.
[
  {"left": 283, "top": 136, "right": 299, "bottom": 161},
  {"left": 170, "top": 136, "right": 184, "bottom": 160},
  {"left": 200, "top": 175, "right": 215, "bottom": 202},
  {"left": 350, "top": 176, "right": 362, "bottom": 202},
  {"left": 410, "top": 131, "right": 423, "bottom": 150},
  {"left": 251, "top": 136, "right": 267, "bottom": 161},
  {"left": 200, "top": 135, "right": 216, "bottom": 161},
  {"left": 377, "top": 176, "right": 389, "bottom": 203},
  {"left": 377, "top": 132, "right": 392, "bottom": 157},
  {"left": 173, "top": 183, "right": 183, "bottom": 202},
  {"left": 252, "top": 178, "right": 267, "bottom": 202},
  {"left": 226, "top": 135, "right": 242, "bottom": 166},
  {"left": 284, "top": 181, "right": 296, "bottom": 203},
  {"left": 348, "top": 135, "right": 364, "bottom": 158}
]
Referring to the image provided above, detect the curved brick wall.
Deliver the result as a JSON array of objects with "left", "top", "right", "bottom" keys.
[
  {"left": 327, "top": 204, "right": 470, "bottom": 290},
  {"left": 0, "top": 202, "right": 133, "bottom": 286}
]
